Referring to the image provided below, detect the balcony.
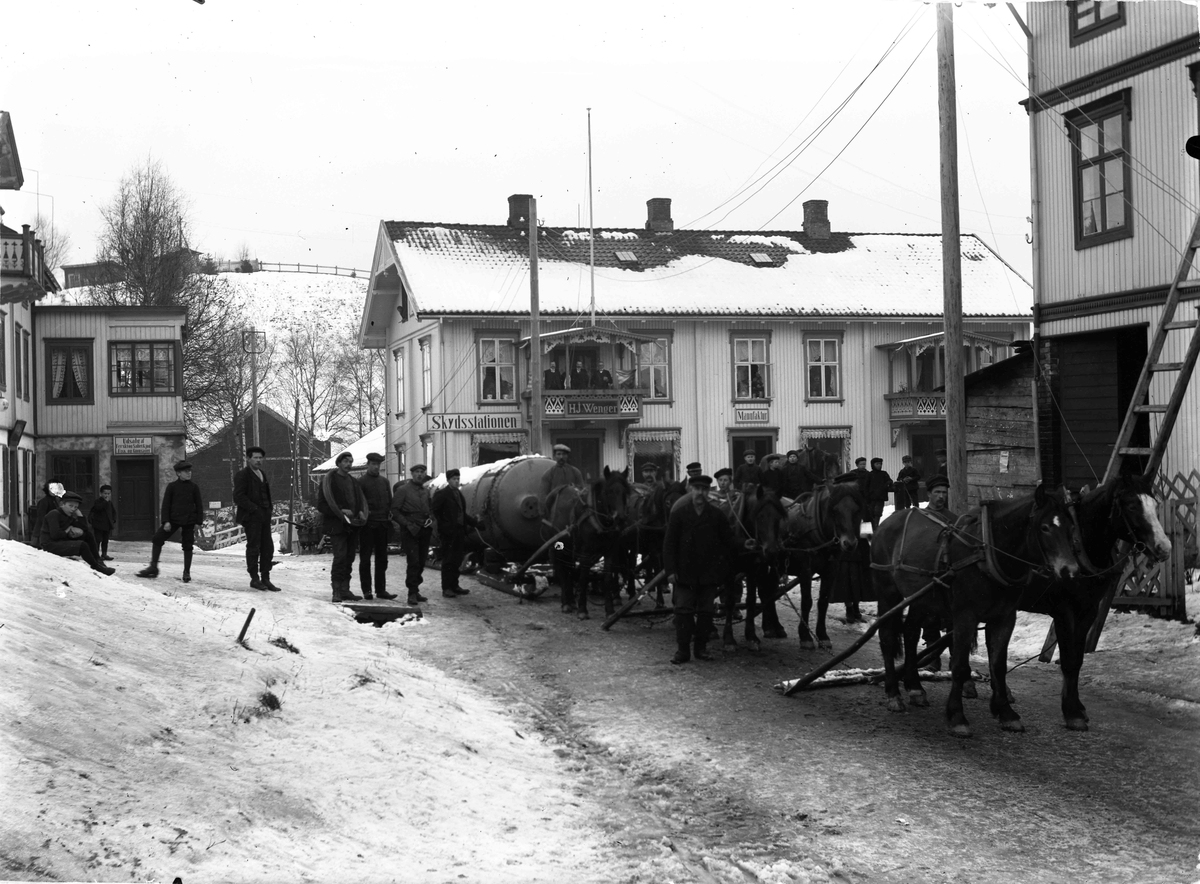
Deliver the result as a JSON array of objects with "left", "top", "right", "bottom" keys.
[
  {"left": 885, "top": 391, "right": 946, "bottom": 423},
  {"left": 1, "top": 225, "right": 58, "bottom": 302},
  {"left": 523, "top": 388, "right": 646, "bottom": 422}
]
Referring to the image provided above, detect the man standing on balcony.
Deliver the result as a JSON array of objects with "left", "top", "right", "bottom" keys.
[
  {"left": 543, "top": 359, "right": 565, "bottom": 391},
  {"left": 591, "top": 360, "right": 613, "bottom": 390},
  {"left": 357, "top": 452, "right": 397, "bottom": 600},
  {"left": 233, "top": 446, "right": 279, "bottom": 592},
  {"left": 570, "top": 359, "right": 591, "bottom": 390}
]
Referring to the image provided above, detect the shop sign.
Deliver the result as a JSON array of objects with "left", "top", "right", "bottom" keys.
[
  {"left": 114, "top": 435, "right": 153, "bottom": 455},
  {"left": 734, "top": 407, "right": 769, "bottom": 424},
  {"left": 427, "top": 412, "right": 522, "bottom": 432}
]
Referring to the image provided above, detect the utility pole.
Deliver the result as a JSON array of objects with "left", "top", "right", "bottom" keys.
[
  {"left": 938, "top": 3, "right": 968, "bottom": 513},
  {"left": 242, "top": 327, "right": 266, "bottom": 449},
  {"left": 529, "top": 196, "right": 543, "bottom": 456}
]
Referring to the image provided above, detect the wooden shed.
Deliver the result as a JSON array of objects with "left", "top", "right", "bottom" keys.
[{"left": 963, "top": 345, "right": 1039, "bottom": 506}]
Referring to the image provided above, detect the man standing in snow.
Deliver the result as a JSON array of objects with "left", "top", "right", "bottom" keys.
[
  {"left": 137, "top": 461, "right": 203, "bottom": 583},
  {"left": 88, "top": 484, "right": 118, "bottom": 561},
  {"left": 390, "top": 463, "right": 434, "bottom": 606},
  {"left": 320, "top": 450, "right": 370, "bottom": 603},
  {"left": 430, "top": 467, "right": 482, "bottom": 598},
  {"left": 357, "top": 452, "right": 397, "bottom": 600},
  {"left": 41, "top": 491, "right": 115, "bottom": 576},
  {"left": 234, "top": 446, "right": 279, "bottom": 592}
]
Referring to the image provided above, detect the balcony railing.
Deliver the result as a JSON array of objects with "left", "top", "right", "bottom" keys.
[
  {"left": 1, "top": 231, "right": 50, "bottom": 290},
  {"left": 885, "top": 390, "right": 946, "bottom": 422}
]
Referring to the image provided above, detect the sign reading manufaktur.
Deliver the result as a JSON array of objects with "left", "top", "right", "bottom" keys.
[{"left": 427, "top": 412, "right": 522, "bottom": 432}]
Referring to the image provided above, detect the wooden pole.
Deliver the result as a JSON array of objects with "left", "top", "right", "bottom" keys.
[
  {"left": 937, "top": 4, "right": 968, "bottom": 513},
  {"left": 529, "top": 196, "right": 543, "bottom": 456}
]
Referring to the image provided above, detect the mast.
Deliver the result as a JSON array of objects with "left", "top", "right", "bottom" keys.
[
  {"left": 937, "top": 4, "right": 967, "bottom": 512},
  {"left": 587, "top": 107, "right": 596, "bottom": 327},
  {"left": 529, "top": 196, "right": 543, "bottom": 455}
]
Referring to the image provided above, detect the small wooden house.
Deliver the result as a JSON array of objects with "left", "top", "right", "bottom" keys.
[{"left": 963, "top": 345, "right": 1038, "bottom": 506}]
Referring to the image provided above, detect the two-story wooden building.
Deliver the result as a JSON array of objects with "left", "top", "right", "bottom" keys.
[
  {"left": 32, "top": 306, "right": 188, "bottom": 539},
  {"left": 1023, "top": 1, "right": 1200, "bottom": 488},
  {"left": 358, "top": 195, "right": 1031, "bottom": 489}
]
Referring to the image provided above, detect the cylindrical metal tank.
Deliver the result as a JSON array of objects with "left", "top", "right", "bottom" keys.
[{"left": 426, "top": 455, "right": 554, "bottom": 561}]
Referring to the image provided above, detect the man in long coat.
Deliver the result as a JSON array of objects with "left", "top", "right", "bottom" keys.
[
  {"left": 233, "top": 446, "right": 278, "bottom": 591},
  {"left": 662, "top": 474, "right": 741, "bottom": 665},
  {"left": 320, "top": 451, "right": 370, "bottom": 603},
  {"left": 391, "top": 463, "right": 434, "bottom": 605},
  {"left": 431, "top": 468, "right": 482, "bottom": 598},
  {"left": 357, "top": 452, "right": 397, "bottom": 600},
  {"left": 865, "top": 457, "right": 894, "bottom": 531}
]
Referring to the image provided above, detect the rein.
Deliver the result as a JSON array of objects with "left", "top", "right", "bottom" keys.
[
  {"left": 780, "top": 485, "right": 842, "bottom": 555},
  {"left": 1065, "top": 488, "right": 1144, "bottom": 578}
]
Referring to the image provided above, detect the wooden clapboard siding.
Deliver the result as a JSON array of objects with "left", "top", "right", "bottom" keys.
[{"left": 1028, "top": 2, "right": 1198, "bottom": 89}]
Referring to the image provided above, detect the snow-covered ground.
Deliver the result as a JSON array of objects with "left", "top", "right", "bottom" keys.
[
  {"left": 2, "top": 536, "right": 1196, "bottom": 883},
  {"left": 0, "top": 539, "right": 613, "bottom": 883}
]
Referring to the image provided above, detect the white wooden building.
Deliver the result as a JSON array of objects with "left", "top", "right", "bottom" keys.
[
  {"left": 358, "top": 196, "right": 1031, "bottom": 488},
  {"left": 1024, "top": 1, "right": 1200, "bottom": 488}
]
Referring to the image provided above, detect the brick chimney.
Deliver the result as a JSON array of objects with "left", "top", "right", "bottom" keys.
[
  {"left": 646, "top": 198, "right": 673, "bottom": 233},
  {"left": 508, "top": 194, "right": 533, "bottom": 229},
  {"left": 802, "top": 199, "right": 830, "bottom": 240}
]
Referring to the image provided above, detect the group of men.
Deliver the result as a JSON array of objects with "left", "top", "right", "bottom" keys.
[{"left": 542, "top": 358, "right": 614, "bottom": 391}]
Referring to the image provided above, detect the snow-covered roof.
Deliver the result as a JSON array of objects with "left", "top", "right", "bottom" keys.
[
  {"left": 381, "top": 223, "right": 1031, "bottom": 319},
  {"left": 312, "top": 424, "right": 386, "bottom": 473}
]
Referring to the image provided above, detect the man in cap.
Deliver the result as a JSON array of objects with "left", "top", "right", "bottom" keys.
[
  {"left": 760, "top": 453, "right": 786, "bottom": 496},
  {"left": 782, "top": 449, "right": 820, "bottom": 499},
  {"left": 320, "top": 451, "right": 370, "bottom": 603},
  {"left": 357, "top": 452, "right": 397, "bottom": 600},
  {"left": 137, "top": 461, "right": 204, "bottom": 582},
  {"left": 712, "top": 468, "right": 739, "bottom": 508},
  {"left": 233, "top": 446, "right": 279, "bottom": 591},
  {"left": 431, "top": 467, "right": 483, "bottom": 598},
  {"left": 895, "top": 455, "right": 922, "bottom": 510},
  {"left": 390, "top": 463, "right": 434, "bottom": 605},
  {"left": 733, "top": 450, "right": 761, "bottom": 493},
  {"left": 934, "top": 447, "right": 948, "bottom": 474},
  {"left": 668, "top": 461, "right": 706, "bottom": 513},
  {"left": 41, "top": 490, "right": 115, "bottom": 576},
  {"left": 88, "top": 484, "right": 118, "bottom": 561},
  {"left": 539, "top": 444, "right": 584, "bottom": 506},
  {"left": 663, "top": 474, "right": 740, "bottom": 664},
  {"left": 865, "top": 457, "right": 894, "bottom": 531},
  {"left": 919, "top": 473, "right": 955, "bottom": 668}
]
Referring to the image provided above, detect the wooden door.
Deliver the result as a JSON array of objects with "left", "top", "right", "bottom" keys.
[{"left": 115, "top": 459, "right": 157, "bottom": 540}]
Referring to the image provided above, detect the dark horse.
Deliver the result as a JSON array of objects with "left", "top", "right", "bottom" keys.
[
  {"left": 779, "top": 480, "right": 867, "bottom": 650},
  {"left": 870, "top": 484, "right": 1081, "bottom": 738},
  {"left": 544, "top": 467, "right": 632, "bottom": 620},
  {"left": 719, "top": 487, "right": 789, "bottom": 651},
  {"left": 1017, "top": 474, "right": 1171, "bottom": 730}
]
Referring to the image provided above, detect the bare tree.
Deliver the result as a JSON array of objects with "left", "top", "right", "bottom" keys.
[
  {"left": 332, "top": 337, "right": 388, "bottom": 439},
  {"left": 31, "top": 212, "right": 72, "bottom": 272},
  {"left": 271, "top": 323, "right": 344, "bottom": 441}
]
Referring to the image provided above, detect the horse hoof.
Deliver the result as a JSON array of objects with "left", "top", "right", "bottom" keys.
[
  {"left": 1000, "top": 718, "right": 1026, "bottom": 734},
  {"left": 886, "top": 697, "right": 906, "bottom": 713},
  {"left": 577, "top": 610, "right": 591, "bottom": 621},
  {"left": 747, "top": 639, "right": 761, "bottom": 652},
  {"left": 907, "top": 690, "right": 929, "bottom": 707},
  {"left": 799, "top": 639, "right": 816, "bottom": 651},
  {"left": 949, "top": 724, "right": 973, "bottom": 739},
  {"left": 1064, "top": 718, "right": 1089, "bottom": 732},
  {"left": 818, "top": 639, "right": 833, "bottom": 650},
  {"left": 962, "top": 681, "right": 978, "bottom": 700}
]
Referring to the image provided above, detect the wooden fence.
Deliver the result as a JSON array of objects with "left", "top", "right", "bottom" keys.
[{"left": 256, "top": 262, "right": 367, "bottom": 278}]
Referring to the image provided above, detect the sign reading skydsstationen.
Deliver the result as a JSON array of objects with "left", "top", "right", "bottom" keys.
[{"left": 426, "top": 413, "right": 523, "bottom": 432}]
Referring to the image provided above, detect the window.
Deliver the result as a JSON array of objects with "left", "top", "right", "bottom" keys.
[
  {"left": 636, "top": 337, "right": 670, "bottom": 400},
  {"left": 805, "top": 333, "right": 842, "bottom": 400},
  {"left": 13, "top": 321, "right": 22, "bottom": 398},
  {"left": 0, "top": 444, "right": 7, "bottom": 516},
  {"left": 1066, "top": 91, "right": 1132, "bottom": 248},
  {"left": 478, "top": 337, "right": 516, "bottom": 402},
  {"left": 0, "top": 310, "right": 6, "bottom": 391},
  {"left": 419, "top": 337, "right": 432, "bottom": 409},
  {"left": 50, "top": 452, "right": 98, "bottom": 504},
  {"left": 1069, "top": 1, "right": 1124, "bottom": 45},
  {"left": 109, "top": 342, "right": 178, "bottom": 394},
  {"left": 22, "top": 329, "right": 30, "bottom": 402},
  {"left": 46, "top": 340, "right": 94, "bottom": 404},
  {"left": 732, "top": 335, "right": 770, "bottom": 400},
  {"left": 392, "top": 347, "right": 405, "bottom": 415},
  {"left": 420, "top": 433, "right": 434, "bottom": 475}
]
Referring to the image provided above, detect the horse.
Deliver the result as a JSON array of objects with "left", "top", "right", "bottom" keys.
[
  {"left": 869, "top": 484, "right": 1082, "bottom": 738},
  {"left": 778, "top": 480, "right": 867, "bottom": 650},
  {"left": 1017, "top": 473, "right": 1171, "bottom": 730},
  {"left": 720, "top": 486, "right": 789, "bottom": 651},
  {"left": 544, "top": 466, "right": 632, "bottom": 620}
]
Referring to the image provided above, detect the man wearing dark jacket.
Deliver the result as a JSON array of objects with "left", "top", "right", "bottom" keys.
[
  {"left": 733, "top": 450, "right": 762, "bottom": 492},
  {"left": 662, "top": 474, "right": 741, "bottom": 665},
  {"left": 42, "top": 491, "right": 115, "bottom": 575},
  {"left": 865, "top": 457, "right": 894, "bottom": 531},
  {"left": 320, "top": 451, "right": 370, "bottom": 603},
  {"left": 357, "top": 452, "right": 397, "bottom": 600},
  {"left": 390, "top": 463, "right": 434, "bottom": 605},
  {"left": 895, "top": 455, "right": 921, "bottom": 510},
  {"left": 431, "top": 468, "right": 482, "bottom": 598},
  {"left": 88, "top": 484, "right": 118, "bottom": 561},
  {"left": 234, "top": 446, "right": 279, "bottom": 591},
  {"left": 782, "top": 449, "right": 820, "bottom": 499},
  {"left": 137, "top": 461, "right": 204, "bottom": 582}
]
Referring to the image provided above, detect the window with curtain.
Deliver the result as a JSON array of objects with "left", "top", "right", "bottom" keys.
[
  {"left": 46, "top": 341, "right": 93, "bottom": 403},
  {"left": 109, "top": 342, "right": 177, "bottom": 394},
  {"left": 478, "top": 337, "right": 516, "bottom": 402},
  {"left": 733, "top": 335, "right": 770, "bottom": 400},
  {"left": 637, "top": 337, "right": 670, "bottom": 399},
  {"left": 803, "top": 334, "right": 841, "bottom": 401}
]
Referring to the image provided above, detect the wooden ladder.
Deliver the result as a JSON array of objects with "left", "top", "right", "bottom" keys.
[{"left": 1040, "top": 210, "right": 1200, "bottom": 662}]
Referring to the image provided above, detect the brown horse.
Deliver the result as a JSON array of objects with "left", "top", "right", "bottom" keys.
[
  {"left": 1018, "top": 474, "right": 1171, "bottom": 730},
  {"left": 779, "top": 480, "right": 867, "bottom": 650},
  {"left": 870, "top": 484, "right": 1081, "bottom": 738},
  {"left": 544, "top": 467, "right": 632, "bottom": 620}
]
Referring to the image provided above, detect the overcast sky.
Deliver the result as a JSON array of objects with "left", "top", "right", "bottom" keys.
[{"left": 3, "top": 1, "right": 1038, "bottom": 280}]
